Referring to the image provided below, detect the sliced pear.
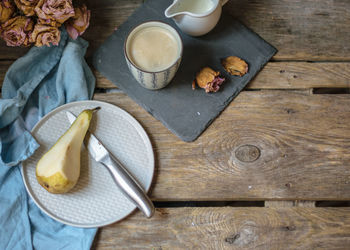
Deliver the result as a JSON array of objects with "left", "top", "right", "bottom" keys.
[{"left": 36, "top": 108, "right": 98, "bottom": 194}]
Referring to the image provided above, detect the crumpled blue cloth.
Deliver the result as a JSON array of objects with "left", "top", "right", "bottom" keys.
[{"left": 0, "top": 29, "right": 97, "bottom": 250}]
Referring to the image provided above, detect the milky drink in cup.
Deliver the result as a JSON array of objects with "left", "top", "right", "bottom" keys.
[{"left": 124, "top": 21, "right": 183, "bottom": 90}]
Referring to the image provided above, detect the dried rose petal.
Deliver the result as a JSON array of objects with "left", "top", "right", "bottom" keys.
[
  {"left": 35, "top": 0, "right": 75, "bottom": 26},
  {"left": 30, "top": 23, "right": 60, "bottom": 47},
  {"left": 37, "top": 17, "right": 60, "bottom": 27},
  {"left": 194, "top": 67, "right": 225, "bottom": 93},
  {"left": 65, "top": 5, "right": 90, "bottom": 40},
  {"left": 14, "top": 0, "right": 39, "bottom": 16},
  {"left": 0, "top": 0, "right": 15, "bottom": 23},
  {"left": 204, "top": 76, "right": 225, "bottom": 93},
  {"left": 1, "top": 16, "right": 34, "bottom": 46},
  {"left": 221, "top": 56, "right": 248, "bottom": 76}
]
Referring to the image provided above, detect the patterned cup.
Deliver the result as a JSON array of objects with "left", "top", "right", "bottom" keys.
[{"left": 124, "top": 21, "right": 183, "bottom": 90}]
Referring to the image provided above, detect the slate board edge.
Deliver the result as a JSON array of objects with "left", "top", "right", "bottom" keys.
[
  {"left": 186, "top": 47, "right": 278, "bottom": 142},
  {"left": 92, "top": 1, "right": 278, "bottom": 142}
]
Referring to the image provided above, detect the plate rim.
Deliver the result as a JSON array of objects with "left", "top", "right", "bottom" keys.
[{"left": 21, "top": 100, "right": 155, "bottom": 228}]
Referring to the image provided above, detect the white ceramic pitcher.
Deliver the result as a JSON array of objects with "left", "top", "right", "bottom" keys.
[{"left": 165, "top": 0, "right": 229, "bottom": 36}]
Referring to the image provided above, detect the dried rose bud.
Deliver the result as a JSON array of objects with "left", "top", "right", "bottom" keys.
[
  {"left": 194, "top": 67, "right": 225, "bottom": 93},
  {"left": 204, "top": 75, "right": 225, "bottom": 93},
  {"left": 30, "top": 23, "right": 60, "bottom": 47},
  {"left": 0, "top": 0, "right": 15, "bottom": 23},
  {"left": 14, "top": 0, "right": 39, "bottom": 16},
  {"left": 35, "top": 0, "right": 75, "bottom": 26},
  {"left": 1, "top": 16, "right": 34, "bottom": 46},
  {"left": 221, "top": 56, "right": 248, "bottom": 76},
  {"left": 65, "top": 5, "right": 90, "bottom": 40}
]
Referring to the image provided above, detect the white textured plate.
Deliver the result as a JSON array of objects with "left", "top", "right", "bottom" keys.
[{"left": 22, "top": 101, "right": 154, "bottom": 228}]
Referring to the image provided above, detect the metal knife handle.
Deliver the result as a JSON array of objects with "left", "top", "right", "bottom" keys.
[{"left": 101, "top": 155, "right": 155, "bottom": 218}]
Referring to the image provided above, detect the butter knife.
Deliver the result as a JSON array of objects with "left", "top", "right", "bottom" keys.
[{"left": 66, "top": 110, "right": 155, "bottom": 218}]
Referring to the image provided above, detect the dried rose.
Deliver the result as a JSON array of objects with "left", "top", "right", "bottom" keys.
[
  {"left": 1, "top": 16, "right": 34, "bottom": 46},
  {"left": 37, "top": 17, "right": 60, "bottom": 27},
  {"left": 14, "top": 0, "right": 39, "bottom": 16},
  {"left": 65, "top": 5, "right": 90, "bottom": 40},
  {"left": 194, "top": 67, "right": 225, "bottom": 93},
  {"left": 221, "top": 56, "right": 248, "bottom": 76},
  {"left": 0, "top": 0, "right": 15, "bottom": 23},
  {"left": 35, "top": 0, "right": 75, "bottom": 26},
  {"left": 30, "top": 24, "right": 60, "bottom": 47}
]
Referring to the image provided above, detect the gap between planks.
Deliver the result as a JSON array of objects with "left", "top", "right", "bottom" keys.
[
  {"left": 153, "top": 201, "right": 350, "bottom": 208},
  {"left": 265, "top": 201, "right": 315, "bottom": 207},
  {"left": 153, "top": 200, "right": 317, "bottom": 208}
]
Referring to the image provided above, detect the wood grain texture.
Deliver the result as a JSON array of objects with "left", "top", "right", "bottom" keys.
[
  {"left": 0, "top": 61, "right": 9, "bottom": 84},
  {"left": 93, "top": 207, "right": 350, "bottom": 249},
  {"left": 93, "top": 91, "right": 350, "bottom": 200},
  {"left": 92, "top": 62, "right": 350, "bottom": 89},
  {"left": 83, "top": 0, "right": 143, "bottom": 58},
  {"left": 0, "top": 40, "right": 28, "bottom": 60},
  {"left": 247, "top": 62, "right": 350, "bottom": 89},
  {"left": 1, "top": 0, "right": 350, "bottom": 60},
  {"left": 1, "top": 61, "right": 350, "bottom": 89},
  {"left": 225, "top": 0, "right": 350, "bottom": 60}
]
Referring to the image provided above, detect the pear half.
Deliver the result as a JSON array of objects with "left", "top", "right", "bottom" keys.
[{"left": 36, "top": 108, "right": 98, "bottom": 194}]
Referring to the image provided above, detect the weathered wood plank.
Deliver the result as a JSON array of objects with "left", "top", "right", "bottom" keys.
[
  {"left": 2, "top": 61, "right": 350, "bottom": 90},
  {"left": 83, "top": 0, "right": 143, "bottom": 58},
  {"left": 93, "top": 91, "right": 350, "bottom": 200},
  {"left": 0, "top": 61, "right": 8, "bottom": 84},
  {"left": 247, "top": 62, "right": 350, "bottom": 89},
  {"left": 93, "top": 207, "right": 350, "bottom": 249},
  {"left": 1, "top": 0, "right": 350, "bottom": 60},
  {"left": 0, "top": 41, "right": 28, "bottom": 60},
  {"left": 92, "top": 62, "right": 350, "bottom": 89},
  {"left": 225, "top": 0, "right": 350, "bottom": 60}
]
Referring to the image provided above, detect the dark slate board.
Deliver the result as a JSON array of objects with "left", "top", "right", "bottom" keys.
[{"left": 93, "top": 0, "right": 277, "bottom": 142}]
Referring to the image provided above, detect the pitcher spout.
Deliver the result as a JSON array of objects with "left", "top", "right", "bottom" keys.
[{"left": 164, "top": 0, "right": 183, "bottom": 18}]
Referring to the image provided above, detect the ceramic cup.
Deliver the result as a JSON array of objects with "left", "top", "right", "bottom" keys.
[{"left": 124, "top": 21, "right": 183, "bottom": 90}]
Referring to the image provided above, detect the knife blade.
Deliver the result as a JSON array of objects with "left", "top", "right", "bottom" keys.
[{"left": 66, "top": 110, "right": 154, "bottom": 218}]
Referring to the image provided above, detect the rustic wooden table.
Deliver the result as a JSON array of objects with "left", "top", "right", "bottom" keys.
[{"left": 1, "top": 0, "right": 350, "bottom": 249}]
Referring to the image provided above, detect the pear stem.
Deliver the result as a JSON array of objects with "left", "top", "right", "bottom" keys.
[{"left": 91, "top": 107, "right": 101, "bottom": 113}]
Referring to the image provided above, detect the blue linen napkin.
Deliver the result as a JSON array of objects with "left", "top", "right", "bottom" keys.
[{"left": 0, "top": 29, "right": 97, "bottom": 250}]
